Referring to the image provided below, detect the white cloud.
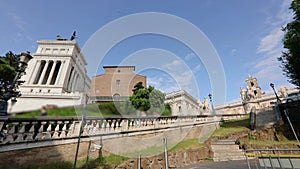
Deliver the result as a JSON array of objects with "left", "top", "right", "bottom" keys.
[
  {"left": 253, "top": 0, "right": 293, "bottom": 86},
  {"left": 254, "top": 53, "right": 280, "bottom": 70},
  {"left": 254, "top": 65, "right": 282, "bottom": 83},
  {"left": 147, "top": 75, "right": 179, "bottom": 94},
  {"left": 7, "top": 12, "right": 33, "bottom": 43},
  {"left": 8, "top": 12, "right": 27, "bottom": 31},
  {"left": 161, "top": 58, "right": 199, "bottom": 96},
  {"left": 192, "top": 64, "right": 202, "bottom": 73},
  {"left": 163, "top": 59, "right": 181, "bottom": 70},
  {"left": 257, "top": 29, "right": 283, "bottom": 54},
  {"left": 184, "top": 52, "right": 196, "bottom": 61}
]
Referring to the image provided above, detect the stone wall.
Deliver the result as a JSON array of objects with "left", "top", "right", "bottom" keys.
[
  {"left": 0, "top": 123, "right": 218, "bottom": 168},
  {"left": 116, "top": 146, "right": 212, "bottom": 169},
  {"left": 0, "top": 141, "right": 99, "bottom": 168}
]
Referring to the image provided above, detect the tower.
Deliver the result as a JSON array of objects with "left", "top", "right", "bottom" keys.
[
  {"left": 9, "top": 39, "right": 91, "bottom": 113},
  {"left": 245, "top": 76, "right": 263, "bottom": 98}
]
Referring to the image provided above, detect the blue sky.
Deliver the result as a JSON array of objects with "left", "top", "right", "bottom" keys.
[{"left": 0, "top": 0, "right": 295, "bottom": 105}]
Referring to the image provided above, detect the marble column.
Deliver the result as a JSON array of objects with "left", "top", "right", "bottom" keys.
[
  {"left": 69, "top": 70, "right": 77, "bottom": 91},
  {"left": 29, "top": 60, "right": 40, "bottom": 84},
  {"left": 38, "top": 60, "right": 50, "bottom": 85}
]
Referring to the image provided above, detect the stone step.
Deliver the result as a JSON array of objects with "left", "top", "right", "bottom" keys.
[
  {"left": 213, "top": 155, "right": 246, "bottom": 162},
  {"left": 211, "top": 148, "right": 241, "bottom": 152},
  {"left": 211, "top": 142, "right": 236, "bottom": 145},
  {"left": 211, "top": 139, "right": 245, "bottom": 162},
  {"left": 211, "top": 145, "right": 241, "bottom": 150},
  {"left": 211, "top": 140, "right": 236, "bottom": 144},
  {"left": 213, "top": 152, "right": 245, "bottom": 157},
  {"left": 213, "top": 151, "right": 244, "bottom": 155},
  {"left": 211, "top": 144, "right": 240, "bottom": 147}
]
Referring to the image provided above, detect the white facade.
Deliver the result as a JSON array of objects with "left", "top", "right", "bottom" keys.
[
  {"left": 9, "top": 40, "right": 91, "bottom": 113},
  {"left": 165, "top": 90, "right": 202, "bottom": 116}
]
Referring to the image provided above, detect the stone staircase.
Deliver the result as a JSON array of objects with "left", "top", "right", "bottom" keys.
[{"left": 211, "top": 139, "right": 246, "bottom": 161}]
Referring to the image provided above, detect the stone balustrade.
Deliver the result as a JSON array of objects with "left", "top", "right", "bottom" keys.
[{"left": 0, "top": 114, "right": 247, "bottom": 146}]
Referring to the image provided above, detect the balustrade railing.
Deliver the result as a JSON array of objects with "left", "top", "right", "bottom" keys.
[{"left": 0, "top": 114, "right": 246, "bottom": 145}]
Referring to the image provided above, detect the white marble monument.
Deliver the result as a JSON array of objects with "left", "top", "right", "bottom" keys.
[{"left": 9, "top": 39, "right": 91, "bottom": 113}]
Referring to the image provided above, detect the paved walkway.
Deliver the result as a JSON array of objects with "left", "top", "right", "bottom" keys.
[{"left": 179, "top": 160, "right": 252, "bottom": 169}]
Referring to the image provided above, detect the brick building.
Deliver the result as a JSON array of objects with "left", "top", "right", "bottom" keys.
[{"left": 90, "top": 66, "right": 146, "bottom": 103}]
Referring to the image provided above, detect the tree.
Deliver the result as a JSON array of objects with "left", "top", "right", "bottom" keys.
[
  {"left": 148, "top": 88, "right": 166, "bottom": 114},
  {"left": 0, "top": 51, "right": 19, "bottom": 83},
  {"left": 129, "top": 82, "right": 167, "bottom": 115},
  {"left": 129, "top": 83, "right": 151, "bottom": 111},
  {"left": 0, "top": 51, "right": 21, "bottom": 101},
  {"left": 0, "top": 58, "right": 16, "bottom": 83},
  {"left": 278, "top": 0, "right": 300, "bottom": 87},
  {"left": 132, "top": 81, "right": 144, "bottom": 94}
]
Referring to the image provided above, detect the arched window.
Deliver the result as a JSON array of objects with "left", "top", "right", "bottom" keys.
[{"left": 113, "top": 93, "right": 120, "bottom": 97}]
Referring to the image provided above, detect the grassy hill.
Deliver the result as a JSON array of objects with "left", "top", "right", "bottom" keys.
[{"left": 14, "top": 102, "right": 171, "bottom": 118}]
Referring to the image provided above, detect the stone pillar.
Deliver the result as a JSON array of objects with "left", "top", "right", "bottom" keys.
[
  {"left": 30, "top": 60, "right": 42, "bottom": 84},
  {"left": 59, "top": 60, "right": 72, "bottom": 89},
  {"left": 73, "top": 74, "right": 79, "bottom": 91},
  {"left": 56, "top": 60, "right": 67, "bottom": 86},
  {"left": 27, "top": 59, "right": 39, "bottom": 84},
  {"left": 68, "top": 69, "right": 77, "bottom": 91},
  {"left": 46, "top": 60, "right": 58, "bottom": 85}
]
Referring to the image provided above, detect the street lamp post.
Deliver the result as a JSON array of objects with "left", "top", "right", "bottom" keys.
[
  {"left": 208, "top": 93, "right": 215, "bottom": 115},
  {"left": 270, "top": 83, "right": 281, "bottom": 103},
  {"left": 0, "top": 52, "right": 32, "bottom": 116}
]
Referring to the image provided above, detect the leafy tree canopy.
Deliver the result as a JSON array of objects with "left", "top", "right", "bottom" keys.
[
  {"left": 279, "top": 0, "right": 300, "bottom": 87},
  {"left": 0, "top": 51, "right": 19, "bottom": 83},
  {"left": 129, "top": 82, "right": 166, "bottom": 114}
]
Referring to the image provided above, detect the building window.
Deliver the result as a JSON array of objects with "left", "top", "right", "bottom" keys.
[
  {"left": 60, "top": 49, "right": 66, "bottom": 54},
  {"left": 117, "top": 70, "right": 121, "bottom": 73},
  {"left": 45, "top": 48, "right": 51, "bottom": 54},
  {"left": 113, "top": 93, "right": 120, "bottom": 97},
  {"left": 116, "top": 80, "right": 120, "bottom": 87},
  {"left": 53, "top": 49, "right": 58, "bottom": 54}
]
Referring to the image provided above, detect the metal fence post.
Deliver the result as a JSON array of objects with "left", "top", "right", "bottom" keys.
[{"left": 164, "top": 137, "right": 169, "bottom": 169}]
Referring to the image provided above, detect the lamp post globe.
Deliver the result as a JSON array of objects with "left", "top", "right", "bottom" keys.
[
  {"left": 269, "top": 83, "right": 281, "bottom": 103},
  {"left": 208, "top": 93, "right": 212, "bottom": 101},
  {"left": 208, "top": 93, "right": 215, "bottom": 115}
]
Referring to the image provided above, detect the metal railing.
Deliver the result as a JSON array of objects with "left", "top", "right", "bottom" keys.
[{"left": 245, "top": 149, "right": 300, "bottom": 169}]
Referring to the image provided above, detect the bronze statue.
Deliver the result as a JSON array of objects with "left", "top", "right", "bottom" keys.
[{"left": 70, "top": 31, "right": 76, "bottom": 41}]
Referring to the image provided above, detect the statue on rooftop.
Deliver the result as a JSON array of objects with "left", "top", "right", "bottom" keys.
[
  {"left": 70, "top": 31, "right": 76, "bottom": 41},
  {"left": 240, "top": 87, "right": 247, "bottom": 102},
  {"left": 203, "top": 97, "right": 210, "bottom": 112},
  {"left": 56, "top": 35, "right": 67, "bottom": 41}
]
